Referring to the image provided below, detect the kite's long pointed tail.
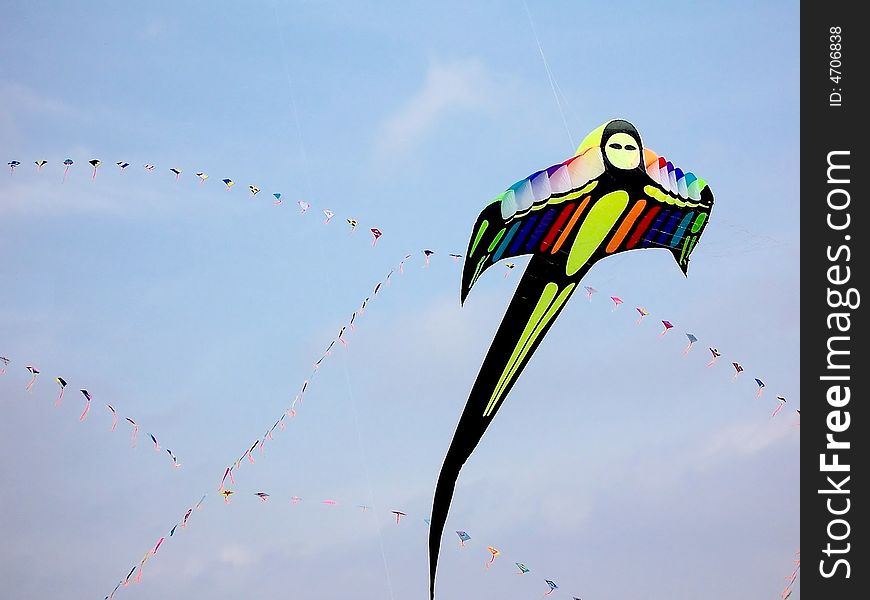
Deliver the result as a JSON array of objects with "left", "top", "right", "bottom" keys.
[{"left": 429, "top": 258, "right": 583, "bottom": 599}]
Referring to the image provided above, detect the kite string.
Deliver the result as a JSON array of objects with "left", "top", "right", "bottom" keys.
[
  {"left": 520, "top": 0, "right": 575, "bottom": 150},
  {"left": 341, "top": 349, "right": 397, "bottom": 600},
  {"left": 269, "top": 5, "right": 395, "bottom": 597}
]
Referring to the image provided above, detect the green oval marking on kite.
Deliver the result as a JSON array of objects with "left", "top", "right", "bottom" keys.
[
  {"left": 691, "top": 212, "right": 707, "bottom": 233},
  {"left": 470, "top": 220, "right": 489, "bottom": 257},
  {"left": 566, "top": 191, "right": 629, "bottom": 276}
]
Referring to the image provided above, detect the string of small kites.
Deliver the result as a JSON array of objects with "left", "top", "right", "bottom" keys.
[
  {"left": 7, "top": 158, "right": 386, "bottom": 246},
  {"left": 5, "top": 157, "right": 798, "bottom": 598},
  {"left": 0, "top": 361, "right": 181, "bottom": 468}
]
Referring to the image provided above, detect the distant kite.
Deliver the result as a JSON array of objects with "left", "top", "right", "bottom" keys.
[
  {"left": 456, "top": 531, "right": 470, "bottom": 546},
  {"left": 35, "top": 160, "right": 47, "bottom": 171},
  {"left": 25, "top": 365, "right": 39, "bottom": 392},
  {"left": 144, "top": 164, "right": 156, "bottom": 171},
  {"left": 222, "top": 178, "right": 235, "bottom": 190},
  {"left": 610, "top": 296, "right": 623, "bottom": 310},
  {"left": 323, "top": 209, "right": 334, "bottom": 223},
  {"left": 249, "top": 185, "right": 260, "bottom": 196},
  {"left": 660, "top": 320, "right": 673, "bottom": 335},
  {"left": 89, "top": 159, "right": 101, "bottom": 178},
  {"left": 255, "top": 492, "right": 270, "bottom": 502},
  {"left": 423, "top": 249, "right": 435, "bottom": 267},
  {"left": 126, "top": 418, "right": 139, "bottom": 447},
  {"left": 273, "top": 193, "right": 282, "bottom": 205},
  {"left": 755, "top": 378, "right": 765, "bottom": 398},
  {"left": 684, "top": 333, "right": 698, "bottom": 355},
  {"left": 544, "top": 580, "right": 559, "bottom": 595},
  {"left": 584, "top": 286, "right": 597, "bottom": 300},
  {"left": 79, "top": 389, "right": 92, "bottom": 421},
  {"left": 106, "top": 404, "right": 118, "bottom": 431},
  {"left": 221, "top": 489, "right": 235, "bottom": 503},
  {"left": 635, "top": 307, "right": 649, "bottom": 324},
  {"left": 54, "top": 377, "right": 68, "bottom": 406},
  {"left": 117, "top": 161, "right": 130, "bottom": 171},
  {"left": 732, "top": 362, "right": 744, "bottom": 379},
  {"left": 347, "top": 218, "right": 358, "bottom": 231},
  {"left": 0, "top": 356, "right": 9, "bottom": 375},
  {"left": 706, "top": 348, "right": 721, "bottom": 368},
  {"left": 450, "top": 253, "right": 463, "bottom": 263},
  {"left": 170, "top": 167, "right": 182, "bottom": 181},
  {"left": 8, "top": 160, "right": 20, "bottom": 174},
  {"left": 772, "top": 396, "right": 786, "bottom": 418},
  {"left": 504, "top": 262, "right": 516, "bottom": 277},
  {"left": 516, "top": 562, "right": 530, "bottom": 574},
  {"left": 371, "top": 228, "right": 383, "bottom": 246},
  {"left": 392, "top": 510, "right": 407, "bottom": 524},
  {"left": 196, "top": 171, "right": 208, "bottom": 183},
  {"left": 62, "top": 159, "right": 74, "bottom": 182},
  {"left": 485, "top": 546, "right": 500, "bottom": 570},
  {"left": 298, "top": 200, "right": 310, "bottom": 214}
]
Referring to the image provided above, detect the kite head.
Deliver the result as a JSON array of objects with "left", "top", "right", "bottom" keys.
[{"left": 576, "top": 119, "right": 644, "bottom": 173}]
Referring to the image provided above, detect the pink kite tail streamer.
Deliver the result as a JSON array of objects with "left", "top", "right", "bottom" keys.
[
  {"left": 771, "top": 403, "right": 785, "bottom": 418},
  {"left": 25, "top": 376, "right": 37, "bottom": 392},
  {"left": 55, "top": 388, "right": 64, "bottom": 407},
  {"left": 131, "top": 426, "right": 139, "bottom": 448},
  {"left": 62, "top": 165, "right": 70, "bottom": 183},
  {"left": 108, "top": 407, "right": 117, "bottom": 431},
  {"left": 79, "top": 401, "right": 91, "bottom": 422},
  {"left": 247, "top": 450, "right": 255, "bottom": 464},
  {"left": 706, "top": 358, "right": 717, "bottom": 368}
]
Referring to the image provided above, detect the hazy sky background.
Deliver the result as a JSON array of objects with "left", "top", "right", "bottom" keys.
[{"left": 1, "top": 1, "right": 799, "bottom": 599}]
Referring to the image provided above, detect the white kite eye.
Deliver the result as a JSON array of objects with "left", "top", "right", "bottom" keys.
[{"left": 603, "top": 132, "right": 641, "bottom": 170}]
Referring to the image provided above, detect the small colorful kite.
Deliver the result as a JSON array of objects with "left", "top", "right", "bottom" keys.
[
  {"left": 8, "top": 160, "right": 21, "bottom": 174},
  {"left": 88, "top": 159, "right": 101, "bottom": 178},
  {"left": 755, "top": 378, "right": 765, "bottom": 398},
  {"left": 117, "top": 161, "right": 130, "bottom": 171},
  {"left": 322, "top": 499, "right": 337, "bottom": 506},
  {"left": 684, "top": 333, "right": 698, "bottom": 354},
  {"left": 290, "top": 496, "right": 302, "bottom": 505},
  {"left": 660, "top": 320, "right": 674, "bottom": 336},
  {"left": 273, "top": 193, "right": 282, "bottom": 205},
  {"left": 196, "top": 171, "right": 208, "bottom": 183},
  {"left": 706, "top": 348, "right": 721, "bottom": 368},
  {"left": 126, "top": 417, "right": 139, "bottom": 447},
  {"left": 347, "top": 218, "right": 358, "bottom": 231},
  {"left": 298, "top": 200, "right": 310, "bottom": 214},
  {"left": 544, "top": 580, "right": 559, "bottom": 595},
  {"left": 255, "top": 492, "right": 270, "bottom": 502},
  {"left": 584, "top": 286, "right": 597, "bottom": 300},
  {"left": 106, "top": 404, "right": 118, "bottom": 431},
  {"left": 54, "top": 377, "right": 68, "bottom": 406},
  {"left": 635, "top": 307, "right": 649, "bottom": 324},
  {"left": 732, "top": 362, "right": 744, "bottom": 379},
  {"left": 221, "top": 489, "right": 235, "bottom": 503},
  {"left": 144, "top": 164, "right": 156, "bottom": 172},
  {"left": 456, "top": 531, "right": 470, "bottom": 546},
  {"left": 772, "top": 396, "right": 787, "bottom": 418},
  {"left": 79, "top": 389, "right": 92, "bottom": 421},
  {"left": 485, "top": 546, "right": 500, "bottom": 570},
  {"left": 25, "top": 365, "right": 39, "bottom": 392},
  {"left": 391, "top": 510, "right": 406, "bottom": 524},
  {"left": 62, "top": 159, "right": 74, "bottom": 182},
  {"left": 450, "top": 253, "right": 463, "bottom": 263},
  {"left": 222, "top": 178, "right": 234, "bottom": 190},
  {"left": 35, "top": 160, "right": 47, "bottom": 171},
  {"left": 516, "top": 562, "right": 530, "bottom": 574},
  {"left": 0, "top": 356, "right": 9, "bottom": 375},
  {"left": 371, "top": 228, "right": 383, "bottom": 246},
  {"left": 504, "top": 262, "right": 516, "bottom": 277},
  {"left": 170, "top": 167, "right": 182, "bottom": 181},
  {"left": 249, "top": 185, "right": 260, "bottom": 196},
  {"left": 423, "top": 249, "right": 435, "bottom": 267},
  {"left": 149, "top": 433, "right": 160, "bottom": 451},
  {"left": 323, "top": 209, "right": 334, "bottom": 223},
  {"left": 610, "top": 296, "right": 623, "bottom": 310}
]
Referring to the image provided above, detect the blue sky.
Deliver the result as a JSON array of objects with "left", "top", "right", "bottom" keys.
[{"left": 1, "top": 1, "right": 799, "bottom": 599}]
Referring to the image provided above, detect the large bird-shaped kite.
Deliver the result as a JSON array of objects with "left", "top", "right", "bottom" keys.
[{"left": 427, "top": 119, "right": 714, "bottom": 598}]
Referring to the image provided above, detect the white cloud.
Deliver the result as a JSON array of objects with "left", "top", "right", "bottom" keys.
[{"left": 374, "top": 59, "right": 499, "bottom": 160}]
